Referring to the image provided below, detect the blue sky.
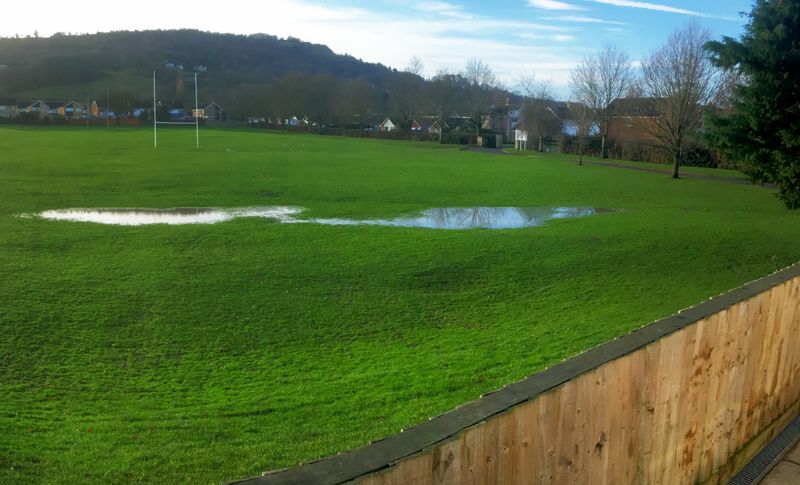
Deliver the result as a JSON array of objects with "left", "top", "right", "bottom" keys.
[{"left": 4, "top": 0, "right": 753, "bottom": 95}]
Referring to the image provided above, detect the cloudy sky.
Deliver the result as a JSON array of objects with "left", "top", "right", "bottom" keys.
[{"left": 4, "top": 0, "right": 752, "bottom": 94}]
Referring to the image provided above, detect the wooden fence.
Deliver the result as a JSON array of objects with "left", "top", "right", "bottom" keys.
[{"left": 235, "top": 264, "right": 800, "bottom": 485}]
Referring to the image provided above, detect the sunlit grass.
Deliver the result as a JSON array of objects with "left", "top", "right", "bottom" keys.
[{"left": 1, "top": 126, "right": 798, "bottom": 483}]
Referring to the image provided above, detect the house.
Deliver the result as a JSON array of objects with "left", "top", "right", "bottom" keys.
[
  {"left": 203, "top": 102, "right": 225, "bottom": 121},
  {"left": 606, "top": 98, "right": 660, "bottom": 143},
  {"left": 378, "top": 117, "right": 396, "bottom": 132},
  {"left": 48, "top": 101, "right": 65, "bottom": 117},
  {"left": 559, "top": 102, "right": 600, "bottom": 137},
  {"left": 444, "top": 116, "right": 471, "bottom": 131},
  {"left": 27, "top": 100, "right": 50, "bottom": 118},
  {"left": 516, "top": 100, "right": 598, "bottom": 141},
  {"left": 63, "top": 101, "right": 86, "bottom": 119},
  {"left": 0, "top": 98, "right": 18, "bottom": 118},
  {"left": 417, "top": 117, "right": 441, "bottom": 134},
  {"left": 89, "top": 100, "right": 100, "bottom": 118}
]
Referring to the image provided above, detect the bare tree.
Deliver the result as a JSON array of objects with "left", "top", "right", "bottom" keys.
[
  {"left": 463, "top": 58, "right": 500, "bottom": 142},
  {"left": 388, "top": 71, "right": 424, "bottom": 130},
  {"left": 518, "top": 73, "right": 560, "bottom": 152},
  {"left": 464, "top": 58, "right": 497, "bottom": 88},
  {"left": 639, "top": 22, "right": 723, "bottom": 178},
  {"left": 569, "top": 43, "right": 634, "bottom": 158},
  {"left": 567, "top": 101, "right": 593, "bottom": 165},
  {"left": 430, "top": 69, "right": 467, "bottom": 143},
  {"left": 405, "top": 56, "right": 425, "bottom": 77},
  {"left": 335, "top": 78, "right": 376, "bottom": 136}
]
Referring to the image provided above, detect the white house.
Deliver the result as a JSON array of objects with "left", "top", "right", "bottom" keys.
[
  {"left": 25, "top": 99, "right": 50, "bottom": 118},
  {"left": 204, "top": 102, "right": 225, "bottom": 121},
  {"left": 378, "top": 117, "right": 396, "bottom": 132}
]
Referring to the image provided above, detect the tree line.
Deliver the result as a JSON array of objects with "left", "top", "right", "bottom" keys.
[{"left": 560, "top": 0, "right": 800, "bottom": 209}]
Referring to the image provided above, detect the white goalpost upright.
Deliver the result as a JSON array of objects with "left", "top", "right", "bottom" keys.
[{"left": 153, "top": 71, "right": 200, "bottom": 149}]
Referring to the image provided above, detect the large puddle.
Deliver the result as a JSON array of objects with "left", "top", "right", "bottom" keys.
[
  {"left": 33, "top": 206, "right": 600, "bottom": 229},
  {"left": 309, "top": 207, "right": 598, "bottom": 229},
  {"left": 37, "top": 207, "right": 301, "bottom": 226}
]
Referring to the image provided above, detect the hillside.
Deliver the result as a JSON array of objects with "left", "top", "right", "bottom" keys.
[{"left": 0, "top": 30, "right": 400, "bottom": 112}]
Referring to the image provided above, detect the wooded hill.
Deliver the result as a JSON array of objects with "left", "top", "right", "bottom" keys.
[
  {"left": 0, "top": 30, "right": 409, "bottom": 114},
  {"left": 0, "top": 29, "right": 521, "bottom": 135}
]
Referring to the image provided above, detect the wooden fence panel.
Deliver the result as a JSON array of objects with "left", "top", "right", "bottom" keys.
[{"left": 237, "top": 266, "right": 800, "bottom": 485}]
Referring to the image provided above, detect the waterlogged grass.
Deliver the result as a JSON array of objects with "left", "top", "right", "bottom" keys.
[{"left": 1, "top": 126, "right": 799, "bottom": 484}]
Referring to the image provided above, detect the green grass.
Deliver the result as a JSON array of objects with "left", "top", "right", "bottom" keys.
[
  {"left": 1, "top": 126, "right": 799, "bottom": 484},
  {"left": 504, "top": 148, "right": 747, "bottom": 179}
]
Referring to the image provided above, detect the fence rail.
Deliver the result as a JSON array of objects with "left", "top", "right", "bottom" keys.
[{"left": 234, "top": 264, "right": 800, "bottom": 485}]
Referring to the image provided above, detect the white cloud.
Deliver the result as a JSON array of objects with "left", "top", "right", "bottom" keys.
[
  {"left": 527, "top": 0, "right": 584, "bottom": 11},
  {"left": 592, "top": 0, "right": 698, "bottom": 15},
  {"left": 413, "top": 1, "right": 471, "bottom": 19},
  {"left": 519, "top": 33, "right": 576, "bottom": 42},
  {"left": 553, "top": 34, "right": 576, "bottom": 42},
  {"left": 591, "top": 0, "right": 739, "bottom": 20},
  {"left": 545, "top": 16, "right": 626, "bottom": 25}
]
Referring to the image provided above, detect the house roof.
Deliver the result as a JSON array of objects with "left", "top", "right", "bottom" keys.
[
  {"left": 417, "top": 119, "right": 440, "bottom": 131},
  {"left": 609, "top": 97, "right": 660, "bottom": 117},
  {"left": 520, "top": 99, "right": 569, "bottom": 120},
  {"left": 445, "top": 116, "right": 471, "bottom": 129}
]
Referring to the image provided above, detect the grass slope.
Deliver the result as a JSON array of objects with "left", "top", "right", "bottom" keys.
[{"left": 1, "top": 127, "right": 799, "bottom": 484}]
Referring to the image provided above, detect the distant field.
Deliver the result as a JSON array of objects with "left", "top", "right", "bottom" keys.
[{"left": 1, "top": 126, "right": 799, "bottom": 484}]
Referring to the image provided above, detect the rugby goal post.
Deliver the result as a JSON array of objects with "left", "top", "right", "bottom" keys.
[{"left": 153, "top": 71, "right": 200, "bottom": 149}]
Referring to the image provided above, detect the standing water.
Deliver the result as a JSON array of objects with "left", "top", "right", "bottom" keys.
[{"left": 32, "top": 206, "right": 602, "bottom": 229}]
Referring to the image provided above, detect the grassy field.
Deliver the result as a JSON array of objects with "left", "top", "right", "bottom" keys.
[{"left": 1, "top": 126, "right": 799, "bottom": 484}]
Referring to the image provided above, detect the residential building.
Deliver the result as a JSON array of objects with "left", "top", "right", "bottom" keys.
[
  {"left": 378, "top": 117, "right": 396, "bottom": 131},
  {"left": 63, "top": 101, "right": 86, "bottom": 119},
  {"left": 204, "top": 102, "right": 225, "bottom": 121},
  {"left": 606, "top": 98, "right": 660, "bottom": 143},
  {"left": 48, "top": 101, "right": 65, "bottom": 118},
  {"left": 0, "top": 98, "right": 18, "bottom": 118},
  {"left": 27, "top": 100, "right": 50, "bottom": 118}
]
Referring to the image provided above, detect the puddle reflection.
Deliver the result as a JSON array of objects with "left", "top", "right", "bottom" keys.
[{"left": 35, "top": 206, "right": 601, "bottom": 229}]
